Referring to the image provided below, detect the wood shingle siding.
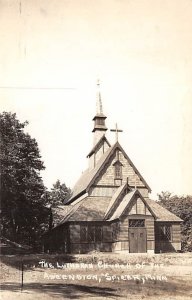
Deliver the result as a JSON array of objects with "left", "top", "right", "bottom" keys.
[
  {"left": 147, "top": 240, "right": 155, "bottom": 250},
  {"left": 137, "top": 198, "right": 146, "bottom": 214},
  {"left": 90, "top": 186, "right": 117, "bottom": 197},
  {"left": 145, "top": 218, "right": 155, "bottom": 240},
  {"left": 96, "top": 150, "right": 146, "bottom": 189},
  {"left": 172, "top": 224, "right": 181, "bottom": 243}
]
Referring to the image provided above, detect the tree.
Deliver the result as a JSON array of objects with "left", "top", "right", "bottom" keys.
[
  {"left": 42, "top": 180, "right": 72, "bottom": 229},
  {"left": 158, "top": 191, "right": 192, "bottom": 252},
  {"left": 0, "top": 112, "right": 49, "bottom": 246},
  {"left": 44, "top": 180, "right": 71, "bottom": 208}
]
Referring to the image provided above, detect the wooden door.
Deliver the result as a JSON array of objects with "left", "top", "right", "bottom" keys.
[
  {"left": 129, "top": 228, "right": 147, "bottom": 253},
  {"left": 137, "top": 228, "right": 147, "bottom": 253}
]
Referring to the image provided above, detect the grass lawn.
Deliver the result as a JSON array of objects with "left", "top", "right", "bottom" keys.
[{"left": 0, "top": 252, "right": 192, "bottom": 299}]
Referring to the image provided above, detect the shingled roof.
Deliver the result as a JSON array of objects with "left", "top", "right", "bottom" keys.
[
  {"left": 105, "top": 183, "right": 127, "bottom": 218},
  {"left": 57, "top": 197, "right": 111, "bottom": 225},
  {"left": 52, "top": 206, "right": 72, "bottom": 226},
  {"left": 67, "top": 145, "right": 113, "bottom": 203},
  {"left": 145, "top": 198, "right": 183, "bottom": 222},
  {"left": 53, "top": 190, "right": 182, "bottom": 230},
  {"left": 107, "top": 190, "right": 183, "bottom": 222},
  {"left": 67, "top": 141, "right": 151, "bottom": 204},
  {"left": 108, "top": 190, "right": 136, "bottom": 221}
]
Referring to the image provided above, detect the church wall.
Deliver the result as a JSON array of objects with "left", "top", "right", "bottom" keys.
[
  {"left": 69, "top": 224, "right": 80, "bottom": 243},
  {"left": 70, "top": 242, "right": 112, "bottom": 254},
  {"left": 43, "top": 224, "right": 69, "bottom": 253},
  {"left": 68, "top": 222, "right": 113, "bottom": 254},
  {"left": 89, "top": 140, "right": 110, "bottom": 170},
  {"left": 95, "top": 140, "right": 110, "bottom": 165},
  {"left": 112, "top": 196, "right": 155, "bottom": 253},
  {"left": 104, "top": 140, "right": 110, "bottom": 152},
  {"left": 116, "top": 215, "right": 154, "bottom": 253},
  {"left": 89, "top": 186, "right": 117, "bottom": 197},
  {"left": 154, "top": 222, "right": 182, "bottom": 253},
  {"left": 93, "top": 131, "right": 105, "bottom": 146},
  {"left": 119, "top": 152, "right": 146, "bottom": 188},
  {"left": 137, "top": 188, "right": 149, "bottom": 198},
  {"left": 96, "top": 143, "right": 104, "bottom": 163},
  {"left": 95, "top": 150, "right": 148, "bottom": 197}
]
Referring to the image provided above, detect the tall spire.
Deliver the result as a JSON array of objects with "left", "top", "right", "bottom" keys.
[
  {"left": 96, "top": 79, "right": 103, "bottom": 114},
  {"left": 92, "top": 79, "right": 107, "bottom": 145}
]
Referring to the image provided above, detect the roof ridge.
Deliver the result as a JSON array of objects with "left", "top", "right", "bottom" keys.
[
  {"left": 104, "top": 183, "right": 127, "bottom": 219},
  {"left": 87, "top": 135, "right": 111, "bottom": 157}
]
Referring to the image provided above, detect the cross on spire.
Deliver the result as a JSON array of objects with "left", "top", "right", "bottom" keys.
[{"left": 110, "top": 123, "right": 123, "bottom": 142}]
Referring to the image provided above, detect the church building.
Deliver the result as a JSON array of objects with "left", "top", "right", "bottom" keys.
[{"left": 43, "top": 82, "right": 182, "bottom": 254}]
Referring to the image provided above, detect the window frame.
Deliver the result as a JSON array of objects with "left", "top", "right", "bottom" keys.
[
  {"left": 114, "top": 161, "right": 122, "bottom": 179},
  {"left": 80, "top": 225, "right": 87, "bottom": 242},
  {"left": 129, "top": 219, "right": 145, "bottom": 228},
  {"left": 80, "top": 224, "right": 103, "bottom": 243},
  {"left": 156, "top": 225, "right": 172, "bottom": 242}
]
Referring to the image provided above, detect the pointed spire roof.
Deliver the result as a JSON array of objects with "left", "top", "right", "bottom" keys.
[
  {"left": 92, "top": 80, "right": 107, "bottom": 126},
  {"left": 92, "top": 80, "right": 108, "bottom": 145},
  {"left": 94, "top": 79, "right": 106, "bottom": 117}
]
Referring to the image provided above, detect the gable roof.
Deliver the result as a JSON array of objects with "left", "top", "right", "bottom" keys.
[
  {"left": 145, "top": 198, "right": 183, "bottom": 222},
  {"left": 105, "top": 183, "right": 127, "bottom": 218},
  {"left": 108, "top": 190, "right": 136, "bottom": 221},
  {"left": 67, "top": 145, "right": 113, "bottom": 203},
  {"left": 107, "top": 189, "right": 183, "bottom": 222},
  {"left": 67, "top": 141, "right": 151, "bottom": 204},
  {"left": 87, "top": 135, "right": 111, "bottom": 157},
  {"left": 116, "top": 142, "right": 151, "bottom": 192}
]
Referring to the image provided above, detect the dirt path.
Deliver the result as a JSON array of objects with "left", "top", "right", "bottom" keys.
[{"left": 1, "top": 253, "right": 192, "bottom": 299}]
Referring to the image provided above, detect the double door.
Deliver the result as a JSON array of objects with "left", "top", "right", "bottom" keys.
[{"left": 129, "top": 228, "right": 147, "bottom": 253}]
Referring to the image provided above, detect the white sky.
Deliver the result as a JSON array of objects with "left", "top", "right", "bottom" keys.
[{"left": 0, "top": 0, "right": 192, "bottom": 199}]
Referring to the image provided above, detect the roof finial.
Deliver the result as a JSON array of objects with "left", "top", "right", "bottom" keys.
[{"left": 96, "top": 79, "right": 103, "bottom": 115}]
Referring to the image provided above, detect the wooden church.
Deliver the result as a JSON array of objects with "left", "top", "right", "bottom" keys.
[{"left": 43, "top": 82, "right": 182, "bottom": 254}]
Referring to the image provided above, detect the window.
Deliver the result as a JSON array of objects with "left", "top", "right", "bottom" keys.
[
  {"left": 95, "top": 226, "right": 102, "bottom": 242},
  {"left": 165, "top": 226, "right": 171, "bottom": 241},
  {"left": 80, "top": 226, "right": 87, "bottom": 242},
  {"left": 156, "top": 225, "right": 172, "bottom": 241},
  {"left": 114, "top": 162, "right": 122, "bottom": 179},
  {"left": 88, "top": 226, "right": 95, "bottom": 242},
  {"left": 112, "top": 223, "right": 119, "bottom": 241},
  {"left": 129, "top": 219, "right": 145, "bottom": 227},
  {"left": 80, "top": 225, "right": 103, "bottom": 243}
]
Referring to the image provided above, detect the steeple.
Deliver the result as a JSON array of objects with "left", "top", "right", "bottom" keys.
[{"left": 92, "top": 80, "right": 107, "bottom": 145}]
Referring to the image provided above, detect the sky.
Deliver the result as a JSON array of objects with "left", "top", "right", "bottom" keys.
[{"left": 0, "top": 0, "right": 192, "bottom": 199}]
